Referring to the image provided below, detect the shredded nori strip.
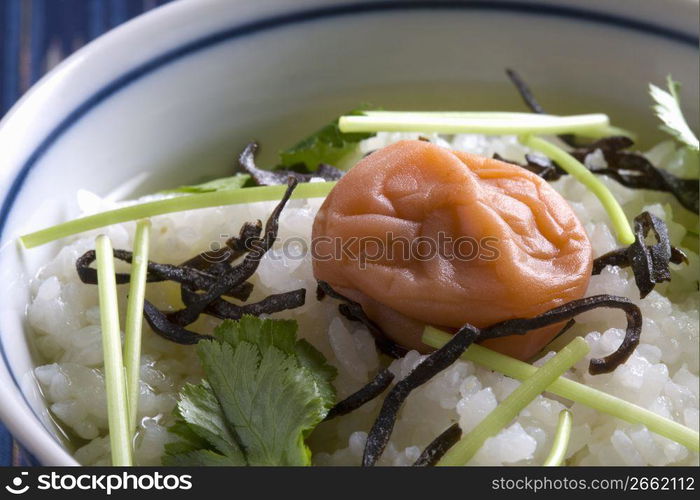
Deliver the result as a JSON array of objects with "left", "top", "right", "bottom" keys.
[
  {"left": 77, "top": 177, "right": 306, "bottom": 345},
  {"left": 505, "top": 68, "right": 575, "bottom": 146},
  {"left": 497, "top": 135, "right": 699, "bottom": 213},
  {"left": 481, "top": 295, "right": 641, "bottom": 375},
  {"left": 165, "top": 178, "right": 297, "bottom": 327},
  {"left": 239, "top": 142, "right": 345, "bottom": 186},
  {"left": 363, "top": 324, "right": 481, "bottom": 466},
  {"left": 324, "top": 369, "right": 395, "bottom": 421},
  {"left": 76, "top": 249, "right": 254, "bottom": 301},
  {"left": 316, "top": 281, "right": 409, "bottom": 359},
  {"left": 179, "top": 221, "right": 262, "bottom": 271},
  {"left": 493, "top": 153, "right": 565, "bottom": 181},
  {"left": 505, "top": 69, "right": 699, "bottom": 213},
  {"left": 592, "top": 250, "right": 629, "bottom": 275},
  {"left": 552, "top": 318, "right": 576, "bottom": 341},
  {"left": 571, "top": 138, "right": 699, "bottom": 214},
  {"left": 594, "top": 246, "right": 688, "bottom": 276},
  {"left": 505, "top": 68, "right": 545, "bottom": 114},
  {"left": 182, "top": 288, "right": 306, "bottom": 321},
  {"left": 362, "top": 294, "right": 641, "bottom": 465},
  {"left": 412, "top": 423, "right": 462, "bottom": 467},
  {"left": 593, "top": 211, "right": 689, "bottom": 298},
  {"left": 142, "top": 300, "right": 213, "bottom": 345},
  {"left": 571, "top": 135, "right": 634, "bottom": 161}
]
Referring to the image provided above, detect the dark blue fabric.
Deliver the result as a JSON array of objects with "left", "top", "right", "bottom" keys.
[{"left": 0, "top": 0, "right": 171, "bottom": 466}]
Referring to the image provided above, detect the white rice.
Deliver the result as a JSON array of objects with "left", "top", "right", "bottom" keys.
[{"left": 28, "top": 133, "right": 699, "bottom": 466}]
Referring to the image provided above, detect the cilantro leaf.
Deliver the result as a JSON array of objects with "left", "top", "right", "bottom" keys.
[
  {"left": 278, "top": 110, "right": 375, "bottom": 170},
  {"left": 215, "top": 314, "right": 298, "bottom": 354},
  {"left": 295, "top": 339, "right": 338, "bottom": 411},
  {"left": 174, "top": 381, "right": 246, "bottom": 463},
  {"left": 164, "top": 449, "right": 242, "bottom": 466},
  {"left": 650, "top": 76, "right": 699, "bottom": 152},
  {"left": 164, "top": 419, "right": 212, "bottom": 456},
  {"left": 213, "top": 315, "right": 336, "bottom": 406},
  {"left": 163, "top": 316, "right": 336, "bottom": 466},
  {"left": 163, "top": 173, "right": 252, "bottom": 194}
]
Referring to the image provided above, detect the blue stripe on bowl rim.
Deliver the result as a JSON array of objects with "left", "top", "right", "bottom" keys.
[{"left": 0, "top": 0, "right": 697, "bottom": 464}]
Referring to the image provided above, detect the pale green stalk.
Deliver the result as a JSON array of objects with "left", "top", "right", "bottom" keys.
[
  {"left": 363, "top": 111, "right": 570, "bottom": 120},
  {"left": 423, "top": 327, "right": 699, "bottom": 451},
  {"left": 95, "top": 235, "right": 132, "bottom": 466},
  {"left": 363, "top": 111, "right": 631, "bottom": 131},
  {"left": 438, "top": 337, "right": 589, "bottom": 466},
  {"left": 543, "top": 410, "right": 573, "bottom": 466},
  {"left": 339, "top": 113, "right": 614, "bottom": 137},
  {"left": 124, "top": 220, "right": 151, "bottom": 433},
  {"left": 20, "top": 181, "right": 336, "bottom": 248},
  {"left": 521, "top": 135, "right": 635, "bottom": 245}
]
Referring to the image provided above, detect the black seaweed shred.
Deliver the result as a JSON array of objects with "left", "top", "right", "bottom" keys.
[
  {"left": 363, "top": 324, "right": 481, "bottom": 466},
  {"left": 239, "top": 142, "right": 345, "bottom": 186},
  {"left": 76, "top": 229, "right": 258, "bottom": 302},
  {"left": 497, "top": 137, "right": 699, "bottom": 214},
  {"left": 76, "top": 178, "right": 306, "bottom": 345},
  {"left": 493, "top": 153, "right": 565, "bottom": 181},
  {"left": 316, "top": 281, "right": 409, "bottom": 359},
  {"left": 481, "top": 295, "right": 642, "bottom": 375},
  {"left": 184, "top": 288, "right": 306, "bottom": 321},
  {"left": 324, "top": 369, "right": 395, "bottom": 421},
  {"left": 505, "top": 68, "right": 576, "bottom": 147},
  {"left": 506, "top": 69, "right": 699, "bottom": 213},
  {"left": 142, "top": 300, "right": 213, "bottom": 345},
  {"left": 412, "top": 423, "right": 462, "bottom": 467},
  {"left": 571, "top": 138, "right": 699, "bottom": 214},
  {"left": 179, "top": 221, "right": 262, "bottom": 271},
  {"left": 505, "top": 68, "right": 546, "bottom": 114},
  {"left": 551, "top": 318, "right": 576, "bottom": 341},
  {"left": 362, "top": 294, "right": 642, "bottom": 466},
  {"left": 593, "top": 211, "right": 689, "bottom": 298},
  {"left": 164, "top": 178, "right": 297, "bottom": 327}
]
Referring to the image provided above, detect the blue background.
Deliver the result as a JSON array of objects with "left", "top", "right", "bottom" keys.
[{"left": 0, "top": 0, "right": 173, "bottom": 467}]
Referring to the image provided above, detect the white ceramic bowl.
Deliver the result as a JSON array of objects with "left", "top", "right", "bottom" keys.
[{"left": 0, "top": 0, "right": 697, "bottom": 466}]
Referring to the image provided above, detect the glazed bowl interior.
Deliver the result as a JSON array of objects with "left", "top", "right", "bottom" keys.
[{"left": 0, "top": 0, "right": 697, "bottom": 465}]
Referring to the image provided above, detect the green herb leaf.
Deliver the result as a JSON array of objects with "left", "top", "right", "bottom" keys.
[
  {"left": 164, "top": 173, "right": 252, "bottom": 194},
  {"left": 279, "top": 110, "right": 374, "bottom": 170},
  {"left": 650, "top": 77, "right": 699, "bottom": 152},
  {"left": 164, "top": 449, "right": 242, "bottom": 466},
  {"left": 163, "top": 316, "right": 336, "bottom": 466},
  {"left": 171, "top": 381, "right": 246, "bottom": 463},
  {"left": 213, "top": 315, "right": 336, "bottom": 406},
  {"left": 163, "top": 419, "right": 210, "bottom": 456}
]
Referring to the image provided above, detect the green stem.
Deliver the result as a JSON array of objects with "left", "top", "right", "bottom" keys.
[
  {"left": 438, "top": 337, "right": 589, "bottom": 466},
  {"left": 95, "top": 235, "right": 132, "bottom": 466},
  {"left": 124, "top": 220, "right": 151, "bottom": 433},
  {"left": 363, "top": 111, "right": 575, "bottom": 120},
  {"left": 20, "top": 181, "right": 336, "bottom": 249},
  {"left": 520, "top": 135, "right": 635, "bottom": 245},
  {"left": 423, "top": 327, "right": 699, "bottom": 452},
  {"left": 339, "top": 113, "right": 616, "bottom": 138},
  {"left": 543, "top": 410, "right": 573, "bottom": 466}
]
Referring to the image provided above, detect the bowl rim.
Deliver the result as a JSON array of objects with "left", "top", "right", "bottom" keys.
[{"left": 0, "top": 0, "right": 697, "bottom": 466}]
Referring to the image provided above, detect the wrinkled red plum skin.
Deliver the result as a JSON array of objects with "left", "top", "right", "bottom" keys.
[{"left": 312, "top": 140, "right": 592, "bottom": 360}]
